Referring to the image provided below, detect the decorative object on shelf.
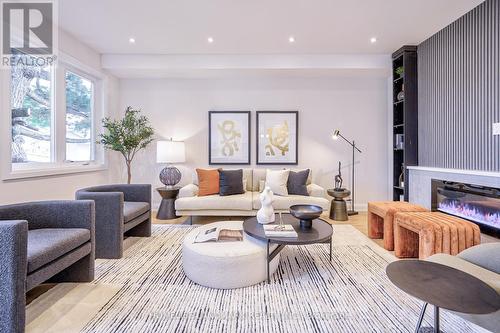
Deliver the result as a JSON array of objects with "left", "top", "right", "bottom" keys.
[
  {"left": 157, "top": 139, "right": 186, "bottom": 187},
  {"left": 395, "top": 134, "right": 404, "bottom": 149},
  {"left": 289, "top": 204, "right": 323, "bottom": 229},
  {"left": 257, "top": 186, "right": 275, "bottom": 224},
  {"left": 256, "top": 111, "right": 298, "bottom": 165},
  {"left": 399, "top": 165, "right": 405, "bottom": 188},
  {"left": 395, "top": 66, "right": 404, "bottom": 78},
  {"left": 98, "top": 106, "right": 154, "bottom": 184},
  {"left": 331, "top": 129, "right": 362, "bottom": 215},
  {"left": 209, "top": 111, "right": 250, "bottom": 165},
  {"left": 334, "top": 161, "right": 343, "bottom": 190},
  {"left": 397, "top": 84, "right": 405, "bottom": 101},
  {"left": 392, "top": 46, "right": 418, "bottom": 202}
]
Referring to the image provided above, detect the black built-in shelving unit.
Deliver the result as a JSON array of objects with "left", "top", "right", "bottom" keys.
[{"left": 392, "top": 46, "right": 418, "bottom": 201}]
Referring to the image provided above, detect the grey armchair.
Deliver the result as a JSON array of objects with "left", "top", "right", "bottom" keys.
[
  {"left": 0, "top": 200, "right": 95, "bottom": 333},
  {"left": 76, "top": 184, "right": 152, "bottom": 259}
]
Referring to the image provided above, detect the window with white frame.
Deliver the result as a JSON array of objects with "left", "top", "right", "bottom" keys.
[
  {"left": 8, "top": 52, "right": 104, "bottom": 175},
  {"left": 65, "top": 70, "right": 94, "bottom": 162},
  {"left": 11, "top": 52, "right": 54, "bottom": 164}
]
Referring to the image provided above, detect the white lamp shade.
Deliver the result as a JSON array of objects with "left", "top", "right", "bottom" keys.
[{"left": 157, "top": 140, "right": 185, "bottom": 163}]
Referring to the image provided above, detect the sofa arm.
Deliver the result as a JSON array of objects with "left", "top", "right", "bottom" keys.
[
  {"left": 0, "top": 220, "right": 28, "bottom": 333},
  {"left": 0, "top": 200, "right": 95, "bottom": 231},
  {"left": 308, "top": 184, "right": 326, "bottom": 198},
  {"left": 178, "top": 184, "right": 199, "bottom": 198}
]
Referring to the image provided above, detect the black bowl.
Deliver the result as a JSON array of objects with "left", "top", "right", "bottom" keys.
[{"left": 289, "top": 204, "right": 323, "bottom": 229}]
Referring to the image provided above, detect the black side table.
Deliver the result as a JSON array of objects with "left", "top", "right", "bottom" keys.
[
  {"left": 156, "top": 186, "right": 180, "bottom": 220},
  {"left": 386, "top": 260, "right": 500, "bottom": 333}
]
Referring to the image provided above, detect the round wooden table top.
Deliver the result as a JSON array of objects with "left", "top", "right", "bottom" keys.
[
  {"left": 243, "top": 213, "right": 333, "bottom": 245},
  {"left": 386, "top": 260, "right": 500, "bottom": 314}
]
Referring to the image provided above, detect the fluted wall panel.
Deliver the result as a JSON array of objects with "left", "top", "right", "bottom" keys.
[{"left": 418, "top": 0, "right": 499, "bottom": 171}]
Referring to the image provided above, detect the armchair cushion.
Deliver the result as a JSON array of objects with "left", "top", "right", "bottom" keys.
[
  {"left": 27, "top": 228, "right": 90, "bottom": 273},
  {"left": 458, "top": 243, "right": 500, "bottom": 274},
  {"left": 123, "top": 202, "right": 150, "bottom": 223}
]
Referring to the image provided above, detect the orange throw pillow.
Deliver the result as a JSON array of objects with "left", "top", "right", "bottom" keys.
[{"left": 197, "top": 168, "right": 220, "bottom": 196}]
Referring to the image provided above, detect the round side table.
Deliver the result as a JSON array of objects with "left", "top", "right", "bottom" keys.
[
  {"left": 156, "top": 186, "right": 180, "bottom": 220},
  {"left": 327, "top": 188, "right": 350, "bottom": 221}
]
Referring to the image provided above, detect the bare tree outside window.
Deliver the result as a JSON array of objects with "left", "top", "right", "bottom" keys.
[{"left": 11, "top": 53, "right": 52, "bottom": 163}]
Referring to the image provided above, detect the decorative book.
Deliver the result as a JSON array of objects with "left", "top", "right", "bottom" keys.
[
  {"left": 263, "top": 224, "right": 298, "bottom": 238},
  {"left": 194, "top": 227, "right": 244, "bottom": 243}
]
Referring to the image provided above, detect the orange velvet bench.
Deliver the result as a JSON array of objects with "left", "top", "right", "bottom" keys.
[
  {"left": 367, "top": 201, "right": 428, "bottom": 251},
  {"left": 393, "top": 212, "right": 481, "bottom": 259}
]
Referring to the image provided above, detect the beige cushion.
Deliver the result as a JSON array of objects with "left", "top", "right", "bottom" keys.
[
  {"left": 252, "top": 168, "right": 312, "bottom": 191},
  {"left": 178, "top": 184, "right": 199, "bottom": 198},
  {"left": 252, "top": 193, "right": 329, "bottom": 210},
  {"left": 307, "top": 184, "right": 326, "bottom": 198},
  {"left": 265, "top": 169, "right": 290, "bottom": 196},
  {"left": 176, "top": 191, "right": 253, "bottom": 211},
  {"left": 252, "top": 169, "right": 267, "bottom": 191}
]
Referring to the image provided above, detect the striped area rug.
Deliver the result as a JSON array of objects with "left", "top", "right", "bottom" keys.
[{"left": 80, "top": 225, "right": 485, "bottom": 333}]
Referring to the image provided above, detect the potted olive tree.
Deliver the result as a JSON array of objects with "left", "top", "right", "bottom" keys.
[{"left": 98, "top": 106, "right": 154, "bottom": 184}]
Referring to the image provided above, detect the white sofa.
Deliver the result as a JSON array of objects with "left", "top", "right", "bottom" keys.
[{"left": 175, "top": 168, "right": 330, "bottom": 216}]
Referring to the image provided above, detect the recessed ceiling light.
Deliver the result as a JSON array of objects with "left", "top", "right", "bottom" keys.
[
  {"left": 129, "top": 37, "right": 136, "bottom": 44},
  {"left": 207, "top": 37, "right": 214, "bottom": 43},
  {"left": 288, "top": 36, "right": 295, "bottom": 43},
  {"left": 370, "top": 37, "right": 377, "bottom": 44}
]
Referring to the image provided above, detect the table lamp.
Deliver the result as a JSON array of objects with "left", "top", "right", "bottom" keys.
[
  {"left": 332, "top": 129, "right": 362, "bottom": 215},
  {"left": 157, "top": 139, "right": 185, "bottom": 188}
]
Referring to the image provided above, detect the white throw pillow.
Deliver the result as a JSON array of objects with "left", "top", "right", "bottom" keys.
[{"left": 265, "top": 169, "right": 290, "bottom": 196}]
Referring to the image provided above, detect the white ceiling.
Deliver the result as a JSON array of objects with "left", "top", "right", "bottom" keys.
[{"left": 59, "top": 0, "right": 484, "bottom": 55}]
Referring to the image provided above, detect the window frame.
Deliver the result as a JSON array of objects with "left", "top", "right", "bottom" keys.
[
  {"left": 1, "top": 51, "right": 108, "bottom": 180},
  {"left": 63, "top": 67, "right": 97, "bottom": 163}
]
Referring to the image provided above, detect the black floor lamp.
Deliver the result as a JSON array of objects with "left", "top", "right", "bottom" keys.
[{"left": 332, "top": 129, "right": 362, "bottom": 215}]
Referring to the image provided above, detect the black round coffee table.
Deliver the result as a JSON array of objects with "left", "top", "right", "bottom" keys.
[
  {"left": 387, "top": 260, "right": 500, "bottom": 333},
  {"left": 244, "top": 214, "right": 333, "bottom": 283}
]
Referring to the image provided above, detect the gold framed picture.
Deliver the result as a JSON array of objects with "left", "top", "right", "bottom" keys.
[
  {"left": 256, "top": 111, "right": 298, "bottom": 165},
  {"left": 209, "top": 111, "right": 251, "bottom": 165}
]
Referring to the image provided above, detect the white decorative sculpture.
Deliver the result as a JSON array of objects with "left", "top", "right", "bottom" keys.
[{"left": 257, "top": 186, "right": 275, "bottom": 224}]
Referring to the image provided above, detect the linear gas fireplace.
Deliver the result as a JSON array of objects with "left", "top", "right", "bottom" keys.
[{"left": 431, "top": 179, "right": 500, "bottom": 238}]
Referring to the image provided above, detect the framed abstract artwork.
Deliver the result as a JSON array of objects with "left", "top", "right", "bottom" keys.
[
  {"left": 209, "top": 111, "right": 251, "bottom": 165},
  {"left": 256, "top": 111, "right": 298, "bottom": 165}
]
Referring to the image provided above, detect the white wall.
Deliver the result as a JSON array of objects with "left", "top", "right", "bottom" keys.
[
  {"left": 0, "top": 30, "right": 120, "bottom": 205},
  {"left": 118, "top": 76, "right": 390, "bottom": 209}
]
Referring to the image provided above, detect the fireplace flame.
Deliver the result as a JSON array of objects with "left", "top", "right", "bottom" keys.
[{"left": 438, "top": 201, "right": 500, "bottom": 228}]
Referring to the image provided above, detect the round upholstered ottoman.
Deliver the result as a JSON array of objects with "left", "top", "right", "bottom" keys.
[{"left": 182, "top": 221, "right": 280, "bottom": 289}]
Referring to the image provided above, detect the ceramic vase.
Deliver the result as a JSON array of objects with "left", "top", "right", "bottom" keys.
[{"left": 257, "top": 187, "right": 275, "bottom": 224}]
